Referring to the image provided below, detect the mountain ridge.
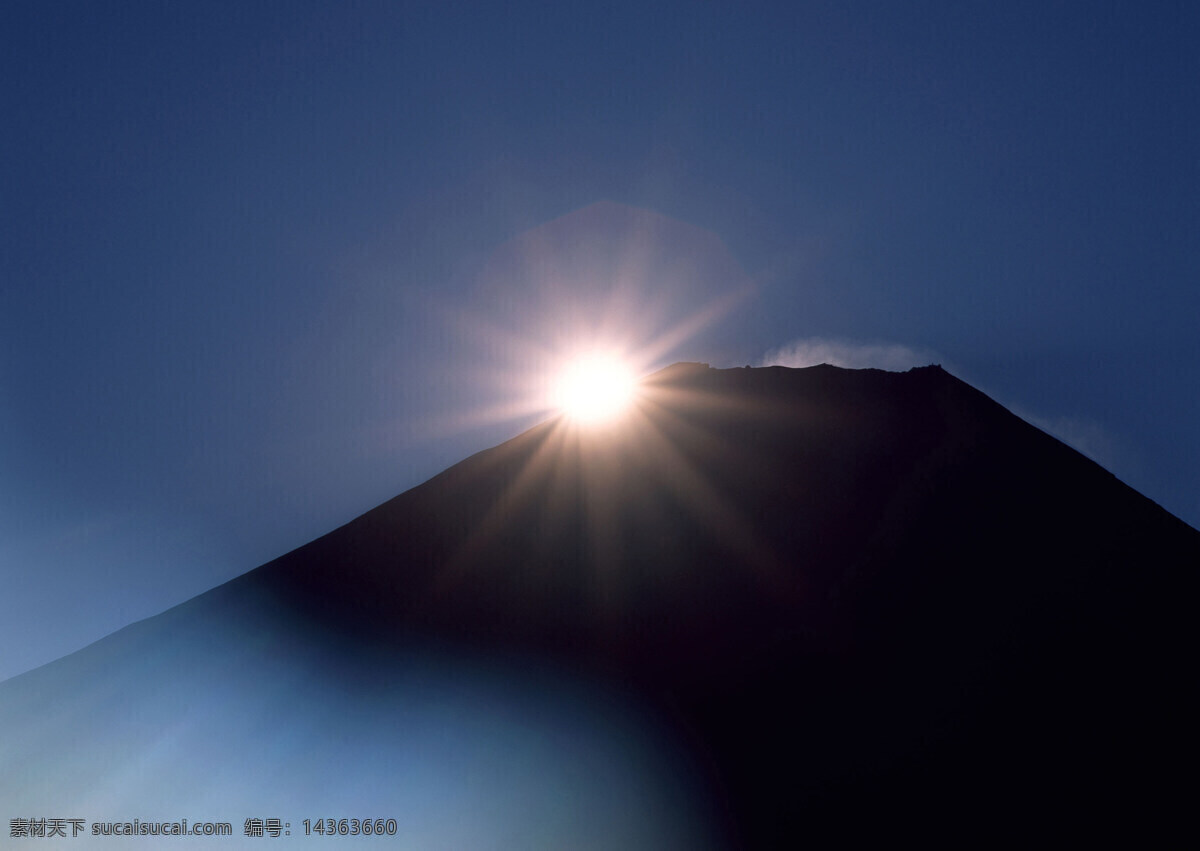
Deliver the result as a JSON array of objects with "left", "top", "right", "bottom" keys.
[{"left": 2, "top": 362, "right": 1196, "bottom": 847}]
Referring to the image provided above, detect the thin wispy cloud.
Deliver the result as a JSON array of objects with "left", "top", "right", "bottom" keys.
[
  {"left": 762, "top": 338, "right": 1127, "bottom": 480},
  {"left": 1017, "top": 411, "right": 1124, "bottom": 476},
  {"left": 760, "top": 338, "right": 940, "bottom": 372}
]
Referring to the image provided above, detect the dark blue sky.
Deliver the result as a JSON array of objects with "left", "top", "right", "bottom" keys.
[{"left": 3, "top": 0, "right": 1197, "bottom": 681}]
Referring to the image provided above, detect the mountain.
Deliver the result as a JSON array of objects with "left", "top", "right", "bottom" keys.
[{"left": 3, "top": 363, "right": 1196, "bottom": 848}]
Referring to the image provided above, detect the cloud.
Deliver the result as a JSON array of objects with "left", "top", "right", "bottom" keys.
[
  {"left": 759, "top": 338, "right": 939, "bottom": 372},
  {"left": 1016, "top": 411, "right": 1122, "bottom": 474},
  {"left": 759, "top": 338, "right": 1136, "bottom": 500}
]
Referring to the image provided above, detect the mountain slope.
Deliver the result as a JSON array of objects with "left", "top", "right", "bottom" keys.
[{"left": 3, "top": 363, "right": 1196, "bottom": 847}]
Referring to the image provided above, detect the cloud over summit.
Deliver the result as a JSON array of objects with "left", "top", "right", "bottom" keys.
[{"left": 760, "top": 338, "right": 939, "bottom": 372}]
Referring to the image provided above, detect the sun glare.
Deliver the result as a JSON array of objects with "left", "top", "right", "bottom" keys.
[{"left": 553, "top": 355, "right": 638, "bottom": 423}]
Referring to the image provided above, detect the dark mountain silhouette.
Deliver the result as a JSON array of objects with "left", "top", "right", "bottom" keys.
[{"left": 3, "top": 363, "right": 1196, "bottom": 847}]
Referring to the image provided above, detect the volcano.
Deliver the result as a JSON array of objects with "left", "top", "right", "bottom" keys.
[{"left": 3, "top": 363, "right": 1196, "bottom": 847}]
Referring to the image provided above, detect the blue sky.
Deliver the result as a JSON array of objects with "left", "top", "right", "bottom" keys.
[{"left": 2, "top": 0, "right": 1197, "bottom": 681}]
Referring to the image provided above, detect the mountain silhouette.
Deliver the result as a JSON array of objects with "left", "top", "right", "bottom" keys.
[{"left": 3, "top": 363, "right": 1196, "bottom": 847}]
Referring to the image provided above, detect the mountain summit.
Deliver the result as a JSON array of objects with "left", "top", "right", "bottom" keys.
[{"left": 3, "top": 364, "right": 1196, "bottom": 847}]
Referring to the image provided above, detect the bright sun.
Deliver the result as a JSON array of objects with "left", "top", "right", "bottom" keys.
[{"left": 553, "top": 354, "right": 638, "bottom": 423}]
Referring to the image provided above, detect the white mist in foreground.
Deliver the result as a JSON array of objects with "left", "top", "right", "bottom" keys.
[{"left": 0, "top": 592, "right": 719, "bottom": 850}]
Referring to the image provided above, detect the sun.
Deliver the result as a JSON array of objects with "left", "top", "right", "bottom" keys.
[{"left": 552, "top": 354, "right": 639, "bottom": 423}]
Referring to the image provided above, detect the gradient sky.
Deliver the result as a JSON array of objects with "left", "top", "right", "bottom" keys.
[{"left": 3, "top": 0, "right": 1197, "bottom": 682}]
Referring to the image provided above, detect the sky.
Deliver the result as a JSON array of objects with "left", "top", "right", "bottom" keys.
[{"left": 2, "top": 0, "right": 1197, "bottom": 683}]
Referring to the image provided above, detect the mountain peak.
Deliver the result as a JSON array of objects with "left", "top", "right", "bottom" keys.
[{"left": 2, "top": 363, "right": 1195, "bottom": 846}]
